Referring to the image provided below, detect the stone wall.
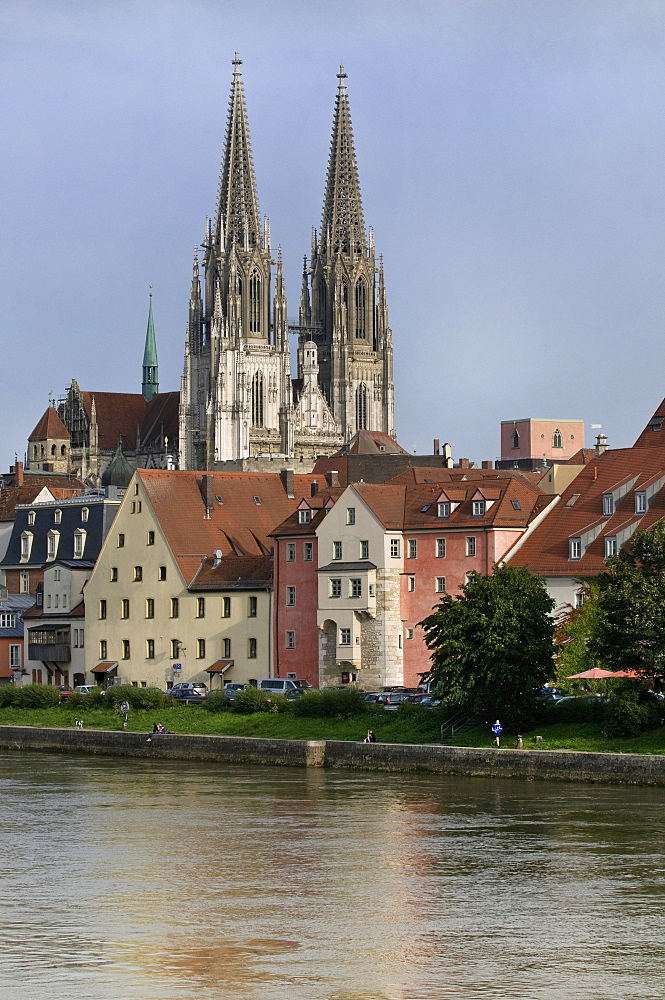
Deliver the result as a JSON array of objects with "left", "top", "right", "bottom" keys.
[{"left": 2, "top": 726, "right": 665, "bottom": 786}]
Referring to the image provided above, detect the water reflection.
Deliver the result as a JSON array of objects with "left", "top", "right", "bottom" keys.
[{"left": 0, "top": 753, "right": 664, "bottom": 999}]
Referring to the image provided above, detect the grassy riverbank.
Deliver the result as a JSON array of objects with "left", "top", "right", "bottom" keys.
[{"left": 2, "top": 704, "right": 665, "bottom": 754}]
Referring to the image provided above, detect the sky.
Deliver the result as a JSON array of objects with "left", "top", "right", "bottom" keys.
[{"left": 2, "top": 0, "right": 665, "bottom": 471}]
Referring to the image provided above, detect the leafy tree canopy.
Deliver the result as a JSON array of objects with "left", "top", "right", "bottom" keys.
[
  {"left": 589, "top": 520, "right": 665, "bottom": 675},
  {"left": 419, "top": 564, "right": 555, "bottom": 720}
]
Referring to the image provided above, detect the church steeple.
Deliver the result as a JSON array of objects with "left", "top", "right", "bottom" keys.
[
  {"left": 215, "top": 52, "right": 262, "bottom": 253},
  {"left": 142, "top": 292, "right": 159, "bottom": 401},
  {"left": 319, "top": 66, "right": 367, "bottom": 260}
]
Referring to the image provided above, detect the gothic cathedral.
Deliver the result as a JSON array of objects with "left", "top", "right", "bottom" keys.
[{"left": 179, "top": 56, "right": 395, "bottom": 470}]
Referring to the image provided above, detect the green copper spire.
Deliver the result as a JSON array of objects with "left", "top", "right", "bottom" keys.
[{"left": 142, "top": 292, "right": 159, "bottom": 401}]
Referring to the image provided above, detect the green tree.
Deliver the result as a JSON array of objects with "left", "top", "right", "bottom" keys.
[
  {"left": 554, "top": 581, "right": 602, "bottom": 687},
  {"left": 419, "top": 564, "right": 555, "bottom": 721},
  {"left": 589, "top": 520, "right": 665, "bottom": 675}
]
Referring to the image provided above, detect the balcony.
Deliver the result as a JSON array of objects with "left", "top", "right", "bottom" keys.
[{"left": 28, "top": 643, "right": 71, "bottom": 662}]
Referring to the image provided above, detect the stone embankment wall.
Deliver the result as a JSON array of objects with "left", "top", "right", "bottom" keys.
[{"left": 2, "top": 726, "right": 665, "bottom": 786}]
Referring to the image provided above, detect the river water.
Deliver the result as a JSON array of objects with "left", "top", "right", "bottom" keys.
[{"left": 1, "top": 752, "right": 664, "bottom": 1000}]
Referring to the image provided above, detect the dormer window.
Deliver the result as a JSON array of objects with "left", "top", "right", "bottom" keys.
[
  {"left": 569, "top": 538, "right": 581, "bottom": 561},
  {"left": 602, "top": 495, "right": 614, "bottom": 516},
  {"left": 437, "top": 502, "right": 450, "bottom": 519},
  {"left": 605, "top": 537, "right": 618, "bottom": 558},
  {"left": 73, "top": 529, "right": 86, "bottom": 559},
  {"left": 46, "top": 530, "right": 60, "bottom": 561},
  {"left": 20, "top": 532, "right": 33, "bottom": 562},
  {"left": 81, "top": 507, "right": 89, "bottom": 523},
  {"left": 27, "top": 510, "right": 36, "bottom": 526},
  {"left": 54, "top": 509, "right": 62, "bottom": 524},
  {"left": 635, "top": 492, "right": 646, "bottom": 514},
  {"left": 298, "top": 509, "right": 311, "bottom": 525},
  {"left": 472, "top": 500, "right": 485, "bottom": 517}
]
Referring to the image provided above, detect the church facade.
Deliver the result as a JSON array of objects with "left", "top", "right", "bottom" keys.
[{"left": 179, "top": 57, "right": 395, "bottom": 470}]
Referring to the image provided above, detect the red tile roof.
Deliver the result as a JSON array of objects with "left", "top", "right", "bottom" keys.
[
  {"left": 634, "top": 398, "right": 665, "bottom": 449},
  {"left": 29, "top": 407, "right": 70, "bottom": 442},
  {"left": 0, "top": 481, "right": 86, "bottom": 522}
]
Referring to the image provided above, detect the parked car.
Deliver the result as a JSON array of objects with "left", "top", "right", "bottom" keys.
[
  {"left": 168, "top": 682, "right": 208, "bottom": 698},
  {"left": 540, "top": 687, "right": 565, "bottom": 703},
  {"left": 258, "top": 678, "right": 299, "bottom": 695},
  {"left": 364, "top": 693, "right": 381, "bottom": 703},
  {"left": 221, "top": 683, "right": 245, "bottom": 702},
  {"left": 405, "top": 694, "right": 440, "bottom": 707},
  {"left": 72, "top": 685, "right": 98, "bottom": 696},
  {"left": 57, "top": 686, "right": 73, "bottom": 699},
  {"left": 376, "top": 691, "right": 412, "bottom": 710},
  {"left": 168, "top": 688, "right": 206, "bottom": 702}
]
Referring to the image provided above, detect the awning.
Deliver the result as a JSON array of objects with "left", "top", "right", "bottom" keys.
[
  {"left": 91, "top": 661, "right": 118, "bottom": 675},
  {"left": 206, "top": 659, "right": 234, "bottom": 675}
]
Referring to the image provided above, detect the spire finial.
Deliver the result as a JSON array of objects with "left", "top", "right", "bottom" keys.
[
  {"left": 232, "top": 51, "right": 242, "bottom": 76},
  {"left": 337, "top": 64, "right": 347, "bottom": 87},
  {"left": 149, "top": 283, "right": 153, "bottom": 299}
]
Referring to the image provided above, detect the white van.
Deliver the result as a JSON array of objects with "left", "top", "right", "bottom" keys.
[{"left": 258, "top": 678, "right": 299, "bottom": 695}]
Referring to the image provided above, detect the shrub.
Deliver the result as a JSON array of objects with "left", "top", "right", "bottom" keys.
[
  {"left": 69, "top": 688, "right": 105, "bottom": 710},
  {"left": 546, "top": 696, "right": 606, "bottom": 724},
  {"left": 202, "top": 691, "right": 229, "bottom": 713},
  {"left": 102, "top": 685, "right": 170, "bottom": 711},
  {"left": 603, "top": 690, "right": 663, "bottom": 738},
  {"left": 232, "top": 686, "right": 272, "bottom": 713},
  {"left": 0, "top": 685, "right": 17, "bottom": 707},
  {"left": 14, "top": 684, "right": 61, "bottom": 709},
  {"left": 291, "top": 688, "right": 368, "bottom": 719}
]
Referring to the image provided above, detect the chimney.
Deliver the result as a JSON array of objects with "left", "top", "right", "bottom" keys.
[
  {"left": 14, "top": 461, "right": 23, "bottom": 487},
  {"left": 200, "top": 474, "right": 214, "bottom": 514},
  {"left": 595, "top": 433, "right": 608, "bottom": 457},
  {"left": 433, "top": 439, "right": 440, "bottom": 456},
  {"left": 311, "top": 481, "right": 319, "bottom": 497},
  {"left": 442, "top": 443, "right": 453, "bottom": 468},
  {"left": 280, "top": 468, "right": 295, "bottom": 498},
  {"left": 459, "top": 458, "right": 470, "bottom": 469},
  {"left": 326, "top": 470, "right": 339, "bottom": 487}
]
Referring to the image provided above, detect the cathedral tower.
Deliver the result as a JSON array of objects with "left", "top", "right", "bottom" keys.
[
  {"left": 179, "top": 54, "right": 291, "bottom": 468},
  {"left": 300, "top": 67, "right": 395, "bottom": 441}
]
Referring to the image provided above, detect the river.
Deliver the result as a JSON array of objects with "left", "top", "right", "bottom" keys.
[{"left": 0, "top": 752, "right": 664, "bottom": 1000}]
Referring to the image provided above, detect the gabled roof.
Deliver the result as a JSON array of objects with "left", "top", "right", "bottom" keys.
[
  {"left": 335, "top": 430, "right": 409, "bottom": 456},
  {"left": 29, "top": 406, "right": 70, "bottom": 442},
  {"left": 0, "top": 481, "right": 86, "bottom": 523},
  {"left": 74, "top": 389, "right": 180, "bottom": 450},
  {"left": 509, "top": 445, "right": 665, "bottom": 576},
  {"left": 189, "top": 555, "right": 272, "bottom": 590},
  {"left": 634, "top": 398, "right": 665, "bottom": 448}
]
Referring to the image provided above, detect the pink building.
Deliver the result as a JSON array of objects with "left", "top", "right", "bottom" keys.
[{"left": 500, "top": 418, "right": 585, "bottom": 467}]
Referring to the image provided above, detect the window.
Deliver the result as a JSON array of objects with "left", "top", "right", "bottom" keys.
[
  {"left": 339, "top": 628, "right": 351, "bottom": 645},
  {"left": 81, "top": 507, "right": 89, "bottom": 522},
  {"left": 73, "top": 529, "right": 85, "bottom": 558},
  {"left": 603, "top": 495, "right": 614, "bottom": 516},
  {"left": 118, "top": 533, "right": 125, "bottom": 547},
  {"left": 146, "top": 639, "right": 155, "bottom": 659},
  {"left": 285, "top": 630, "right": 296, "bottom": 649},
  {"left": 54, "top": 593, "right": 59, "bottom": 608},
  {"left": 390, "top": 538, "right": 400, "bottom": 558},
  {"left": 350, "top": 578, "right": 362, "bottom": 598},
  {"left": 472, "top": 500, "right": 485, "bottom": 517},
  {"left": 131, "top": 500, "right": 142, "bottom": 514},
  {"left": 134, "top": 482, "right": 139, "bottom": 495},
  {"left": 145, "top": 598, "right": 154, "bottom": 619},
  {"left": 408, "top": 539, "right": 417, "bottom": 559},
  {"left": 222, "top": 596, "right": 231, "bottom": 618},
  {"left": 369, "top": 584, "right": 375, "bottom": 597},
  {"left": 330, "top": 578, "right": 342, "bottom": 598},
  {"left": 574, "top": 592, "right": 586, "bottom": 610},
  {"left": 407, "top": 576, "right": 415, "bottom": 592},
  {"left": 122, "top": 639, "right": 130, "bottom": 660},
  {"left": 286, "top": 587, "right": 296, "bottom": 607},
  {"left": 569, "top": 538, "right": 582, "bottom": 561},
  {"left": 147, "top": 531, "right": 155, "bottom": 545},
  {"left": 436, "top": 538, "right": 446, "bottom": 558},
  {"left": 512, "top": 429, "right": 520, "bottom": 449},
  {"left": 304, "top": 542, "right": 313, "bottom": 561},
  {"left": 0, "top": 613, "right": 15, "bottom": 628},
  {"left": 249, "top": 273, "right": 261, "bottom": 333},
  {"left": 398, "top": 633, "right": 402, "bottom": 649},
  {"left": 511, "top": 500, "right": 521, "bottom": 511},
  {"left": 171, "top": 597, "right": 179, "bottom": 618},
  {"left": 20, "top": 571, "right": 29, "bottom": 594},
  {"left": 171, "top": 639, "right": 180, "bottom": 659},
  {"left": 248, "top": 595, "right": 258, "bottom": 617},
  {"left": 121, "top": 599, "right": 130, "bottom": 619},
  {"left": 20, "top": 532, "right": 33, "bottom": 561},
  {"left": 298, "top": 509, "right": 311, "bottom": 525},
  {"left": 46, "top": 531, "right": 59, "bottom": 561},
  {"left": 346, "top": 507, "right": 356, "bottom": 525},
  {"left": 110, "top": 567, "right": 118, "bottom": 582},
  {"left": 27, "top": 510, "right": 35, "bottom": 526},
  {"left": 223, "top": 637, "right": 231, "bottom": 658},
  {"left": 333, "top": 541, "right": 342, "bottom": 560},
  {"left": 635, "top": 492, "right": 647, "bottom": 514},
  {"left": 54, "top": 509, "right": 62, "bottom": 524},
  {"left": 133, "top": 566, "right": 142, "bottom": 582},
  {"left": 406, "top": 628, "right": 414, "bottom": 640},
  {"left": 46, "top": 594, "right": 51, "bottom": 608},
  {"left": 248, "top": 638, "right": 257, "bottom": 659},
  {"left": 360, "top": 540, "right": 369, "bottom": 560},
  {"left": 605, "top": 537, "right": 617, "bottom": 558},
  {"left": 197, "top": 597, "right": 205, "bottom": 618},
  {"left": 466, "top": 536, "right": 476, "bottom": 557},
  {"left": 197, "top": 638, "right": 206, "bottom": 659},
  {"left": 53, "top": 568, "right": 61, "bottom": 582},
  {"left": 99, "top": 600, "right": 107, "bottom": 620},
  {"left": 355, "top": 279, "right": 366, "bottom": 338},
  {"left": 286, "top": 543, "right": 296, "bottom": 562},
  {"left": 158, "top": 566, "right": 167, "bottom": 581},
  {"left": 251, "top": 370, "right": 264, "bottom": 425},
  {"left": 552, "top": 428, "right": 563, "bottom": 449},
  {"left": 355, "top": 382, "right": 368, "bottom": 430},
  {"left": 436, "top": 577, "right": 446, "bottom": 593},
  {"left": 437, "top": 501, "right": 450, "bottom": 518},
  {"left": 99, "top": 640, "right": 107, "bottom": 660},
  {"left": 10, "top": 645, "right": 20, "bottom": 669}
]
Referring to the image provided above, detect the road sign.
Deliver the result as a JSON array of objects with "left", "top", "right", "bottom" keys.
[{"left": 172, "top": 663, "right": 182, "bottom": 671}]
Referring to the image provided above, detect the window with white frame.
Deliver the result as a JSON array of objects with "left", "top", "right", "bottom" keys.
[
  {"left": 406, "top": 628, "right": 414, "bottom": 640},
  {"left": 20, "top": 571, "right": 29, "bottom": 594},
  {"left": 146, "top": 638, "right": 155, "bottom": 659},
  {"left": 0, "top": 613, "right": 16, "bottom": 628},
  {"left": 54, "top": 509, "right": 62, "bottom": 524},
  {"left": 81, "top": 507, "right": 89, "bottom": 522},
  {"left": 605, "top": 536, "right": 617, "bottom": 558},
  {"left": 223, "top": 637, "right": 231, "bottom": 658},
  {"left": 349, "top": 578, "right": 362, "bottom": 598},
  {"left": 197, "top": 638, "right": 206, "bottom": 659},
  {"left": 330, "top": 578, "right": 342, "bottom": 598},
  {"left": 248, "top": 596, "right": 257, "bottom": 618},
  {"left": 465, "top": 536, "right": 476, "bottom": 557},
  {"left": 574, "top": 591, "right": 586, "bottom": 610},
  {"left": 569, "top": 538, "right": 581, "bottom": 561},
  {"left": 346, "top": 507, "right": 356, "bottom": 525},
  {"left": 286, "top": 543, "right": 296, "bottom": 562},
  {"left": 248, "top": 637, "right": 257, "bottom": 659},
  {"left": 99, "top": 600, "right": 106, "bottom": 620},
  {"left": 196, "top": 597, "right": 205, "bottom": 618},
  {"left": 145, "top": 598, "right": 154, "bottom": 619},
  {"left": 285, "top": 630, "right": 296, "bottom": 649},
  {"left": 339, "top": 628, "right": 351, "bottom": 645},
  {"left": 472, "top": 500, "right": 485, "bottom": 516},
  {"left": 299, "top": 509, "right": 311, "bottom": 524},
  {"left": 99, "top": 639, "right": 107, "bottom": 660},
  {"left": 436, "top": 537, "right": 446, "bottom": 558},
  {"left": 121, "top": 599, "right": 130, "bottom": 619},
  {"left": 333, "top": 540, "right": 343, "bottom": 560},
  {"left": 437, "top": 501, "right": 450, "bottom": 518},
  {"left": 171, "top": 597, "right": 179, "bottom": 618},
  {"left": 360, "top": 540, "right": 369, "bottom": 560},
  {"left": 20, "top": 532, "right": 33, "bottom": 561},
  {"left": 635, "top": 492, "right": 647, "bottom": 514},
  {"left": 286, "top": 586, "right": 296, "bottom": 606},
  {"left": 133, "top": 566, "right": 142, "bottom": 582},
  {"left": 122, "top": 639, "right": 130, "bottom": 660},
  {"left": 408, "top": 539, "right": 417, "bottom": 559},
  {"left": 27, "top": 510, "right": 36, "bottom": 525},
  {"left": 602, "top": 494, "right": 614, "bottom": 516},
  {"left": 390, "top": 538, "right": 400, "bottom": 558},
  {"left": 304, "top": 542, "right": 313, "bottom": 561},
  {"left": 407, "top": 576, "right": 415, "bottom": 592},
  {"left": 46, "top": 530, "right": 59, "bottom": 561},
  {"left": 9, "top": 645, "right": 20, "bottom": 669},
  {"left": 73, "top": 529, "right": 86, "bottom": 558},
  {"left": 436, "top": 577, "right": 446, "bottom": 593}
]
